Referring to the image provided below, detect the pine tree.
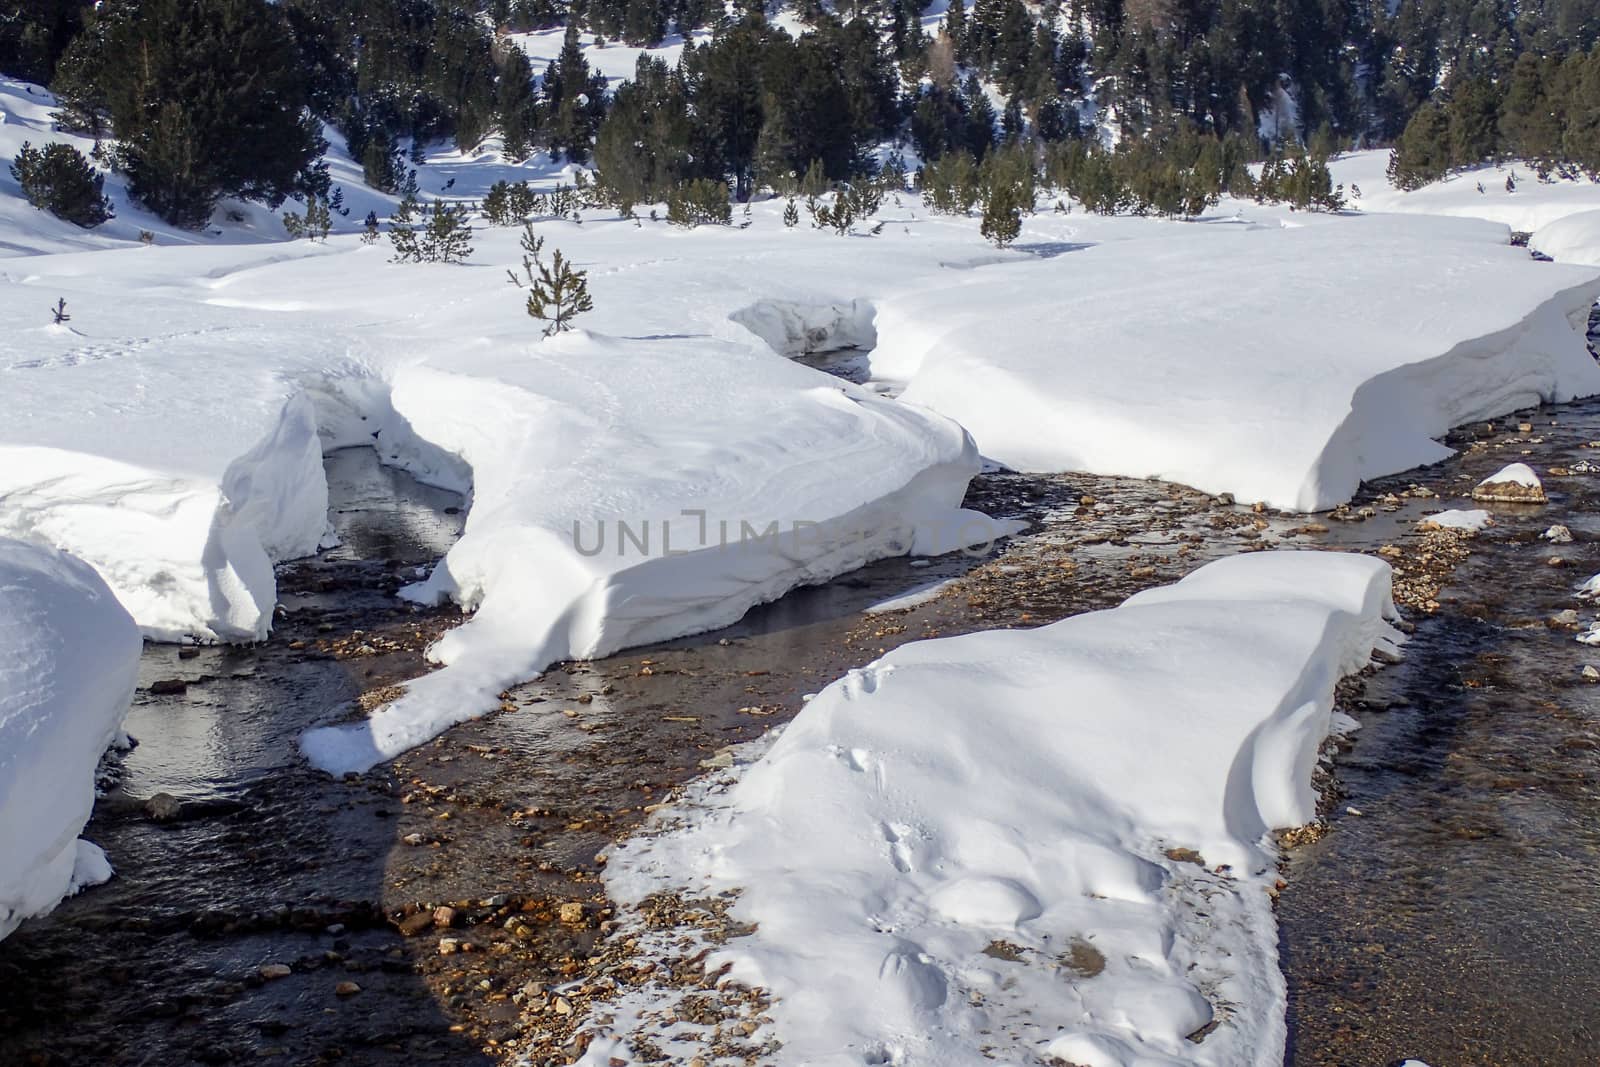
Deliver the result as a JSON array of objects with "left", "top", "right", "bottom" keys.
[
  {"left": 56, "top": 0, "right": 323, "bottom": 229},
  {"left": 507, "top": 223, "right": 593, "bottom": 336},
  {"left": 9, "top": 141, "right": 113, "bottom": 227}
]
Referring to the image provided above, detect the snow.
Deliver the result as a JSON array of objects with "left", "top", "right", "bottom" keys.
[
  {"left": 1532, "top": 209, "right": 1600, "bottom": 267},
  {"left": 300, "top": 331, "right": 994, "bottom": 773},
  {"left": 1478, "top": 462, "right": 1543, "bottom": 489},
  {"left": 589, "top": 551, "right": 1400, "bottom": 1067},
  {"left": 1333, "top": 150, "right": 1600, "bottom": 232},
  {"left": 1423, "top": 508, "right": 1493, "bottom": 532},
  {"left": 872, "top": 215, "right": 1600, "bottom": 510},
  {"left": 1577, "top": 573, "right": 1600, "bottom": 599},
  {"left": 0, "top": 538, "right": 141, "bottom": 941},
  {"left": 6, "top": 70, "right": 1599, "bottom": 771}
]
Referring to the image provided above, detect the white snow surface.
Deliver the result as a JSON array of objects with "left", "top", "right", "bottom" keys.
[
  {"left": 872, "top": 215, "right": 1600, "bottom": 510},
  {"left": 0, "top": 538, "right": 140, "bottom": 941},
  {"left": 1424, "top": 508, "right": 1493, "bottom": 531},
  {"left": 1478, "top": 462, "right": 1543, "bottom": 489},
  {"left": 590, "top": 551, "right": 1401, "bottom": 1067},
  {"left": 1333, "top": 150, "right": 1600, "bottom": 232},
  {"left": 300, "top": 332, "right": 991, "bottom": 773},
  {"left": 1533, "top": 208, "right": 1600, "bottom": 267}
]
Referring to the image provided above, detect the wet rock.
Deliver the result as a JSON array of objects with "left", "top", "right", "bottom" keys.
[
  {"left": 258, "top": 964, "right": 292, "bottom": 980},
  {"left": 1552, "top": 609, "right": 1582, "bottom": 630},
  {"left": 1543, "top": 524, "right": 1574, "bottom": 543},
  {"left": 558, "top": 902, "right": 586, "bottom": 925},
  {"left": 396, "top": 911, "right": 433, "bottom": 937},
  {"left": 433, "top": 906, "right": 457, "bottom": 929},
  {"left": 1583, "top": 666, "right": 1600, "bottom": 682},
  {"left": 334, "top": 981, "right": 362, "bottom": 997},
  {"left": 438, "top": 938, "right": 462, "bottom": 956},
  {"left": 1472, "top": 463, "right": 1546, "bottom": 503},
  {"left": 144, "top": 792, "right": 183, "bottom": 822},
  {"left": 1164, "top": 847, "right": 1204, "bottom": 866},
  {"left": 148, "top": 678, "right": 188, "bottom": 695}
]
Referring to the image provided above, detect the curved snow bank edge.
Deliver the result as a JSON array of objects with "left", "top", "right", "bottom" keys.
[
  {"left": 0, "top": 539, "right": 141, "bottom": 941},
  {"left": 298, "top": 445, "right": 995, "bottom": 776},
  {"left": 1302, "top": 273, "right": 1600, "bottom": 510},
  {"left": 582, "top": 551, "right": 1400, "bottom": 1067},
  {"left": 726, "top": 297, "right": 877, "bottom": 357}
]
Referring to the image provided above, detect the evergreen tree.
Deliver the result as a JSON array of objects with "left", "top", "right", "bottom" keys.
[
  {"left": 9, "top": 140, "right": 113, "bottom": 227},
  {"left": 508, "top": 223, "right": 593, "bottom": 336},
  {"left": 55, "top": 0, "right": 322, "bottom": 228}
]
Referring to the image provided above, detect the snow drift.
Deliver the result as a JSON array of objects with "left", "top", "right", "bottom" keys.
[
  {"left": 1533, "top": 208, "right": 1600, "bottom": 267},
  {"left": 0, "top": 538, "right": 140, "bottom": 941},
  {"left": 589, "top": 550, "right": 1400, "bottom": 1067},
  {"left": 300, "top": 331, "right": 999, "bottom": 774},
  {"left": 872, "top": 215, "right": 1600, "bottom": 510}
]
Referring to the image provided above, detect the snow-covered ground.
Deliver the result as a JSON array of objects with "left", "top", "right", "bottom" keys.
[
  {"left": 872, "top": 214, "right": 1600, "bottom": 510},
  {"left": 1533, "top": 209, "right": 1600, "bottom": 267},
  {"left": 587, "top": 551, "right": 1401, "bottom": 1067},
  {"left": 4, "top": 75, "right": 1599, "bottom": 768},
  {"left": 1333, "top": 149, "right": 1600, "bottom": 233},
  {"left": 0, "top": 538, "right": 140, "bottom": 941}
]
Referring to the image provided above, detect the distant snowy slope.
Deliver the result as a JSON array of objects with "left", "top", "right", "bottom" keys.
[
  {"left": 590, "top": 551, "right": 1400, "bottom": 1067},
  {"left": 0, "top": 538, "right": 140, "bottom": 941},
  {"left": 873, "top": 214, "right": 1600, "bottom": 510},
  {"left": 1334, "top": 149, "right": 1600, "bottom": 232},
  {"left": 300, "top": 331, "right": 994, "bottom": 773}
]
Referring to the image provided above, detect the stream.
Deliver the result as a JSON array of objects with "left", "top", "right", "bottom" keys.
[{"left": 2, "top": 389, "right": 1599, "bottom": 1065}]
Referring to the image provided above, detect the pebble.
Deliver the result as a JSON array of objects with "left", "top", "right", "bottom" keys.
[
  {"left": 258, "top": 964, "right": 292, "bottom": 980},
  {"left": 1543, "top": 524, "right": 1574, "bottom": 544},
  {"left": 433, "top": 906, "right": 457, "bottom": 928},
  {"left": 334, "top": 981, "right": 362, "bottom": 997},
  {"left": 438, "top": 938, "right": 462, "bottom": 956},
  {"left": 1585, "top": 666, "right": 1600, "bottom": 682},
  {"left": 401, "top": 832, "right": 425, "bottom": 846},
  {"left": 558, "top": 902, "right": 586, "bottom": 925}
]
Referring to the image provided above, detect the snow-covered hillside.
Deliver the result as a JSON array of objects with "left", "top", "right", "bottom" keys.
[
  {"left": 590, "top": 551, "right": 1401, "bottom": 1067},
  {"left": 0, "top": 538, "right": 140, "bottom": 941}
]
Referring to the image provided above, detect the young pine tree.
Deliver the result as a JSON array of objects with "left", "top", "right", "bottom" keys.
[{"left": 507, "top": 223, "right": 593, "bottom": 337}]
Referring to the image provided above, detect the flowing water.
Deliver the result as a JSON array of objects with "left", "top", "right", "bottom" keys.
[{"left": 4, "top": 391, "right": 1600, "bottom": 1065}]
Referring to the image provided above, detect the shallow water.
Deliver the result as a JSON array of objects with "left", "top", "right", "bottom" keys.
[
  {"left": 1280, "top": 401, "right": 1600, "bottom": 1067},
  {"left": 7, "top": 397, "right": 1600, "bottom": 1064}
]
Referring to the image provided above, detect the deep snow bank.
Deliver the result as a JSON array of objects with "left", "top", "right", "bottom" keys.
[
  {"left": 0, "top": 539, "right": 140, "bottom": 941},
  {"left": 588, "top": 551, "right": 1398, "bottom": 1067},
  {"left": 1533, "top": 209, "right": 1600, "bottom": 267},
  {"left": 873, "top": 215, "right": 1600, "bottom": 510},
  {"left": 301, "top": 331, "right": 999, "bottom": 774},
  {"left": 1332, "top": 150, "right": 1600, "bottom": 232},
  {"left": 0, "top": 300, "right": 378, "bottom": 640}
]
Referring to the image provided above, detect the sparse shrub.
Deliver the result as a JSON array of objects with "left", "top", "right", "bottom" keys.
[
  {"left": 9, "top": 141, "right": 113, "bottom": 228},
  {"left": 282, "top": 195, "right": 332, "bottom": 240},
  {"left": 483, "top": 179, "right": 540, "bottom": 225},
  {"left": 390, "top": 200, "right": 474, "bottom": 263},
  {"left": 665, "top": 179, "right": 731, "bottom": 227},
  {"left": 920, "top": 151, "right": 980, "bottom": 215}
]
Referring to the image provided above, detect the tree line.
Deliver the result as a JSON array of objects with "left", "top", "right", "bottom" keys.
[{"left": 3, "top": 0, "right": 1598, "bottom": 229}]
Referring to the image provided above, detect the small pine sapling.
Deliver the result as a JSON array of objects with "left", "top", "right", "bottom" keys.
[
  {"left": 50, "top": 298, "right": 70, "bottom": 325},
  {"left": 507, "top": 223, "right": 593, "bottom": 336},
  {"left": 783, "top": 199, "right": 799, "bottom": 228}
]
